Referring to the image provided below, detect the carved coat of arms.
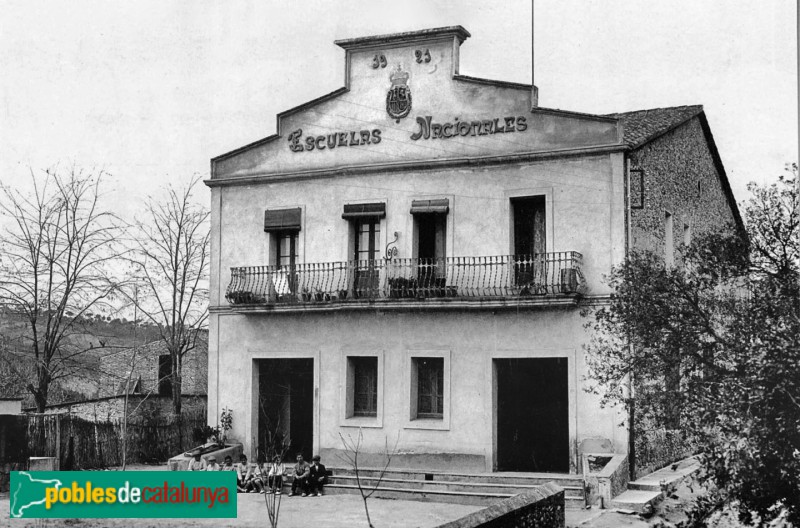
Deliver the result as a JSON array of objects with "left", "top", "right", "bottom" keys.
[{"left": 386, "top": 65, "right": 411, "bottom": 122}]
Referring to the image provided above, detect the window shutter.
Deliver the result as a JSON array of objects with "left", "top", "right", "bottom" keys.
[
  {"left": 264, "top": 208, "right": 302, "bottom": 232},
  {"left": 410, "top": 199, "right": 449, "bottom": 215},
  {"left": 342, "top": 202, "right": 386, "bottom": 219}
]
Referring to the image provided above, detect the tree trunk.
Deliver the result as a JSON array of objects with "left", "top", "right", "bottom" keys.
[{"left": 172, "top": 352, "right": 183, "bottom": 449}]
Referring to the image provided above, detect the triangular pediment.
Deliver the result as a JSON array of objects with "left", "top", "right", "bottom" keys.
[{"left": 211, "top": 27, "right": 622, "bottom": 180}]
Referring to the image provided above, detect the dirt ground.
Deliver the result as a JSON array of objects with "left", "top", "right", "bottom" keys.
[{"left": 1, "top": 491, "right": 482, "bottom": 528}]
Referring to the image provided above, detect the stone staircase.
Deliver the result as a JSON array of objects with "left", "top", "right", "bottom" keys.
[{"left": 321, "top": 467, "right": 586, "bottom": 507}]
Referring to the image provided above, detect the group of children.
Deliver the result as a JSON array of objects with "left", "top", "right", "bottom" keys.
[{"left": 188, "top": 450, "right": 328, "bottom": 497}]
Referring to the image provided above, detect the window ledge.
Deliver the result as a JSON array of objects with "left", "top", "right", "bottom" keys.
[
  {"left": 341, "top": 416, "right": 383, "bottom": 429},
  {"left": 403, "top": 418, "right": 450, "bottom": 431}
]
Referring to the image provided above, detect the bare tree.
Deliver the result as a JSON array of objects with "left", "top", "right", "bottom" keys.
[
  {"left": 259, "top": 396, "right": 291, "bottom": 528},
  {"left": 339, "top": 429, "right": 398, "bottom": 528},
  {"left": 0, "top": 167, "right": 121, "bottom": 412},
  {"left": 124, "top": 176, "right": 209, "bottom": 446}
]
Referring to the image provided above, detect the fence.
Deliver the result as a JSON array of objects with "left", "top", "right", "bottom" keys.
[
  {"left": 0, "top": 410, "right": 207, "bottom": 481},
  {"left": 227, "top": 252, "right": 584, "bottom": 305}
]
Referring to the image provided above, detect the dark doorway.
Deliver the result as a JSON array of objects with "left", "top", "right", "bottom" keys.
[
  {"left": 415, "top": 214, "right": 447, "bottom": 294},
  {"left": 495, "top": 358, "right": 569, "bottom": 472},
  {"left": 512, "top": 197, "right": 547, "bottom": 292},
  {"left": 158, "top": 354, "right": 172, "bottom": 396},
  {"left": 257, "top": 358, "right": 314, "bottom": 462}
]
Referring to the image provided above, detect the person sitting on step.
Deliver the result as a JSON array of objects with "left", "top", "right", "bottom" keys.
[
  {"left": 237, "top": 454, "right": 258, "bottom": 493},
  {"left": 264, "top": 455, "right": 287, "bottom": 494},
  {"left": 308, "top": 455, "right": 327, "bottom": 497},
  {"left": 187, "top": 450, "right": 207, "bottom": 471},
  {"left": 205, "top": 455, "right": 221, "bottom": 471},
  {"left": 289, "top": 453, "right": 310, "bottom": 497}
]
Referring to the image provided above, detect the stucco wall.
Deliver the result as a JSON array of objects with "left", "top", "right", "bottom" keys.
[
  {"left": 629, "top": 116, "right": 738, "bottom": 256},
  {"left": 212, "top": 154, "right": 625, "bottom": 306},
  {"left": 209, "top": 308, "right": 626, "bottom": 473}
]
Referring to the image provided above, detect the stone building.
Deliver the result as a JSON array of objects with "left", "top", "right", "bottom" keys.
[
  {"left": 99, "top": 338, "right": 208, "bottom": 399},
  {"left": 205, "top": 27, "right": 741, "bottom": 473},
  {"left": 24, "top": 339, "right": 209, "bottom": 422}
]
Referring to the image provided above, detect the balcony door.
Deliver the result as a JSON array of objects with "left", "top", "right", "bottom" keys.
[
  {"left": 275, "top": 230, "right": 299, "bottom": 297},
  {"left": 353, "top": 218, "right": 380, "bottom": 298},
  {"left": 512, "top": 197, "right": 546, "bottom": 293},
  {"left": 415, "top": 214, "right": 447, "bottom": 294}
]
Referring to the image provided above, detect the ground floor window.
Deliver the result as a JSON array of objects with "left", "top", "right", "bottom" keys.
[
  {"left": 413, "top": 357, "right": 444, "bottom": 419},
  {"left": 351, "top": 356, "right": 378, "bottom": 417}
]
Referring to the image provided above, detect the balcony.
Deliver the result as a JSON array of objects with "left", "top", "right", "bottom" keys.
[{"left": 225, "top": 252, "right": 585, "bottom": 312}]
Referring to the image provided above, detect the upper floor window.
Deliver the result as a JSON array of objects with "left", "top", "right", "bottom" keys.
[
  {"left": 411, "top": 199, "right": 448, "bottom": 294},
  {"left": 342, "top": 203, "right": 385, "bottom": 298},
  {"left": 511, "top": 196, "right": 546, "bottom": 291},
  {"left": 276, "top": 231, "right": 298, "bottom": 268}
]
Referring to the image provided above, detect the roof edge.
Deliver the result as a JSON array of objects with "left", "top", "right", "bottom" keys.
[
  {"left": 335, "top": 26, "right": 471, "bottom": 50},
  {"left": 695, "top": 112, "right": 746, "bottom": 234}
]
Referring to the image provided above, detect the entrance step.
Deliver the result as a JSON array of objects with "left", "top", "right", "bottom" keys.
[
  {"left": 609, "top": 489, "right": 663, "bottom": 513},
  {"left": 323, "top": 466, "right": 586, "bottom": 508}
]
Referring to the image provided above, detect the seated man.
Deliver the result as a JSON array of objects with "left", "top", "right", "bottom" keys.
[
  {"left": 308, "top": 455, "right": 327, "bottom": 497},
  {"left": 187, "top": 450, "right": 207, "bottom": 471},
  {"left": 221, "top": 455, "right": 236, "bottom": 471},
  {"left": 289, "top": 453, "right": 310, "bottom": 497},
  {"left": 205, "top": 455, "right": 221, "bottom": 471},
  {"left": 264, "top": 455, "right": 286, "bottom": 494},
  {"left": 236, "top": 454, "right": 257, "bottom": 493}
]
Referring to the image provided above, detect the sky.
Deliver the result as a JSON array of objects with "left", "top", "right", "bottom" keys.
[{"left": 1, "top": 0, "right": 797, "bottom": 222}]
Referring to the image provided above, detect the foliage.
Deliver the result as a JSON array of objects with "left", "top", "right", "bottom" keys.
[
  {"left": 0, "top": 166, "right": 123, "bottom": 412},
  {"left": 218, "top": 407, "right": 233, "bottom": 445},
  {"left": 584, "top": 165, "right": 800, "bottom": 525}
]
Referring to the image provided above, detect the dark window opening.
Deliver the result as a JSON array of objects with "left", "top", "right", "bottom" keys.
[
  {"left": 512, "top": 196, "right": 546, "bottom": 291},
  {"left": 352, "top": 357, "right": 378, "bottom": 417},
  {"left": 416, "top": 357, "right": 443, "bottom": 419},
  {"left": 158, "top": 354, "right": 172, "bottom": 396},
  {"left": 415, "top": 214, "right": 447, "bottom": 294}
]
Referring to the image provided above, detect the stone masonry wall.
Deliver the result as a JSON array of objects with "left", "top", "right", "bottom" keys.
[
  {"left": 29, "top": 395, "right": 207, "bottom": 423},
  {"left": 630, "top": 116, "right": 739, "bottom": 258},
  {"left": 99, "top": 338, "right": 208, "bottom": 397},
  {"left": 435, "top": 482, "right": 565, "bottom": 528}
]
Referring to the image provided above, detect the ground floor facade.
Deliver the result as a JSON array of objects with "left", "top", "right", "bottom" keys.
[{"left": 208, "top": 306, "right": 625, "bottom": 474}]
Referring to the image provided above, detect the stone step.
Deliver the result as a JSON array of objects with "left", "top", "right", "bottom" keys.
[
  {"left": 324, "top": 483, "right": 511, "bottom": 507},
  {"left": 328, "top": 474, "right": 584, "bottom": 498},
  {"left": 326, "top": 466, "right": 583, "bottom": 488},
  {"left": 610, "top": 489, "right": 663, "bottom": 513}
]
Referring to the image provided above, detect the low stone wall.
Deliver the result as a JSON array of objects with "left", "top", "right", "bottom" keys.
[
  {"left": 168, "top": 443, "right": 243, "bottom": 471},
  {"left": 26, "top": 395, "right": 206, "bottom": 423},
  {"left": 435, "top": 482, "right": 564, "bottom": 528},
  {"left": 583, "top": 453, "right": 629, "bottom": 507}
]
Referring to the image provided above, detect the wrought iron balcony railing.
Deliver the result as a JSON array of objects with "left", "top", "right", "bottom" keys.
[{"left": 226, "top": 252, "right": 584, "bottom": 306}]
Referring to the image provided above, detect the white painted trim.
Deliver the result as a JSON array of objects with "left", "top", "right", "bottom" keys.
[
  {"left": 403, "top": 348, "right": 451, "bottom": 431},
  {"left": 247, "top": 349, "right": 321, "bottom": 462},
  {"left": 339, "top": 348, "right": 385, "bottom": 429},
  {"left": 486, "top": 348, "right": 578, "bottom": 473}
]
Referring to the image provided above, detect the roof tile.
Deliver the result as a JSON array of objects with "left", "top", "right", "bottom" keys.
[{"left": 604, "top": 105, "right": 704, "bottom": 149}]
